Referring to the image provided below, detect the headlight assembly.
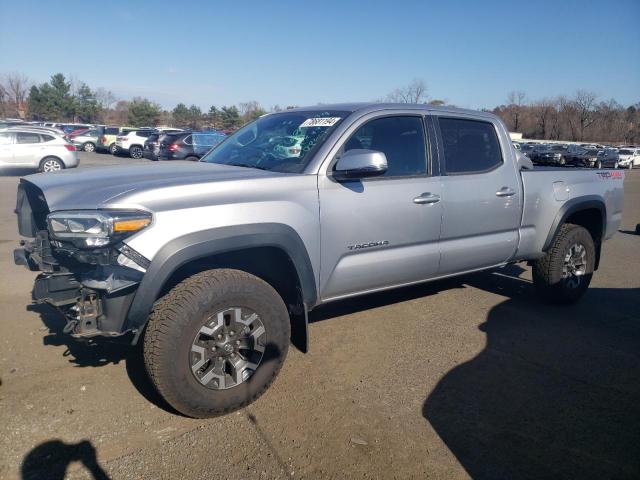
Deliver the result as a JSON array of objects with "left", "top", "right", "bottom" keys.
[{"left": 47, "top": 210, "right": 152, "bottom": 248}]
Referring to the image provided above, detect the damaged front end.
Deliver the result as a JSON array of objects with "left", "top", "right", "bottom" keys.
[{"left": 14, "top": 180, "right": 150, "bottom": 340}]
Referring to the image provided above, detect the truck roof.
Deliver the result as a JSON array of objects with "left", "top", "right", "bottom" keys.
[{"left": 284, "top": 102, "right": 497, "bottom": 120}]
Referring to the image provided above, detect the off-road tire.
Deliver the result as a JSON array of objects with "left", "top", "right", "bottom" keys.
[
  {"left": 532, "top": 223, "right": 595, "bottom": 304},
  {"left": 143, "top": 269, "right": 290, "bottom": 418}
]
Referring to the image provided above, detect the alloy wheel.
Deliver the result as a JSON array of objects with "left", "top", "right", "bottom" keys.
[
  {"left": 190, "top": 307, "right": 266, "bottom": 390},
  {"left": 562, "top": 243, "right": 587, "bottom": 289},
  {"left": 131, "top": 146, "right": 143, "bottom": 159},
  {"left": 42, "top": 159, "right": 62, "bottom": 172}
]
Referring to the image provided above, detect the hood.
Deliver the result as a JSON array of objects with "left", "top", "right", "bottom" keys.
[{"left": 22, "top": 161, "right": 294, "bottom": 212}]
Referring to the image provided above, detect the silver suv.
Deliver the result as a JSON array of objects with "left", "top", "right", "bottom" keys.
[
  {"left": 0, "top": 128, "right": 79, "bottom": 172},
  {"left": 13, "top": 103, "right": 623, "bottom": 417}
]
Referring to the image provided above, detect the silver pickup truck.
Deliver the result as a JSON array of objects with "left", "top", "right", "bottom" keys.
[{"left": 13, "top": 103, "right": 624, "bottom": 417}]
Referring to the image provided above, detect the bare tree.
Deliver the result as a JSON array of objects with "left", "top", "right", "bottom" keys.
[
  {"left": 386, "top": 79, "right": 428, "bottom": 103},
  {"left": 532, "top": 98, "right": 556, "bottom": 139},
  {"left": 505, "top": 91, "right": 526, "bottom": 132},
  {"left": 1, "top": 72, "right": 32, "bottom": 118},
  {"left": 573, "top": 90, "right": 598, "bottom": 141}
]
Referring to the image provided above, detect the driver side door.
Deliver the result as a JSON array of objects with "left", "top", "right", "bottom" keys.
[{"left": 317, "top": 113, "right": 443, "bottom": 301}]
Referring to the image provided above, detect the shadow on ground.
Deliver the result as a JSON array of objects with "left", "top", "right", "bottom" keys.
[
  {"left": 21, "top": 439, "right": 110, "bottom": 480},
  {"left": 423, "top": 273, "right": 640, "bottom": 479},
  {"left": 28, "top": 303, "right": 176, "bottom": 413}
]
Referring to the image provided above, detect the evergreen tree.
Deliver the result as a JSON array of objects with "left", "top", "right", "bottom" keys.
[{"left": 128, "top": 97, "right": 162, "bottom": 126}]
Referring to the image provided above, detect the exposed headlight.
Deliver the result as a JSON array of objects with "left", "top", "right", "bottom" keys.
[{"left": 47, "top": 210, "right": 152, "bottom": 248}]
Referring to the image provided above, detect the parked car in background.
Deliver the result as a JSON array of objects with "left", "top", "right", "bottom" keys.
[
  {"left": 520, "top": 143, "right": 536, "bottom": 157},
  {"left": 70, "top": 128, "right": 100, "bottom": 152},
  {"left": 158, "top": 131, "right": 226, "bottom": 161},
  {"left": 96, "top": 126, "right": 137, "bottom": 154},
  {"left": 565, "top": 145, "right": 599, "bottom": 168},
  {"left": 143, "top": 132, "right": 162, "bottom": 160},
  {"left": 115, "top": 129, "right": 156, "bottom": 159},
  {"left": 0, "top": 128, "right": 79, "bottom": 172},
  {"left": 0, "top": 119, "right": 27, "bottom": 130},
  {"left": 597, "top": 149, "right": 620, "bottom": 168},
  {"left": 616, "top": 148, "right": 639, "bottom": 169},
  {"left": 530, "top": 144, "right": 568, "bottom": 166}
]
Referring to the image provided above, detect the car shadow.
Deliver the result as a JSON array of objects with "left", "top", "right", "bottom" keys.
[
  {"left": 21, "top": 439, "right": 110, "bottom": 480},
  {"left": 618, "top": 227, "right": 640, "bottom": 236},
  {"left": 0, "top": 167, "right": 34, "bottom": 177},
  {"left": 28, "top": 303, "right": 175, "bottom": 413},
  {"left": 423, "top": 274, "right": 640, "bottom": 479}
]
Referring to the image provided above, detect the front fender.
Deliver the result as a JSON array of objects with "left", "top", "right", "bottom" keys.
[{"left": 124, "top": 223, "right": 317, "bottom": 336}]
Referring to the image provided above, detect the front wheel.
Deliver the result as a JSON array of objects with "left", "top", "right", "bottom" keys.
[
  {"left": 595, "top": 160, "right": 602, "bottom": 169},
  {"left": 614, "top": 161, "right": 619, "bottom": 169},
  {"left": 184, "top": 156, "right": 199, "bottom": 162},
  {"left": 532, "top": 223, "right": 595, "bottom": 304},
  {"left": 143, "top": 269, "right": 290, "bottom": 418},
  {"left": 109, "top": 143, "right": 117, "bottom": 155},
  {"left": 83, "top": 142, "right": 96, "bottom": 152}
]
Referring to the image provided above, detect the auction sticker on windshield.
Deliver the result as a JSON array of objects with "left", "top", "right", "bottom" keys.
[{"left": 300, "top": 117, "right": 342, "bottom": 128}]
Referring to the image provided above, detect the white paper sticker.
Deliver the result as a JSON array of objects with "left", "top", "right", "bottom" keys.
[{"left": 299, "top": 117, "right": 341, "bottom": 128}]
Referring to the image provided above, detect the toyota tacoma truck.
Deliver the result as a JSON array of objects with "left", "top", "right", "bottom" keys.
[{"left": 13, "top": 103, "right": 624, "bottom": 417}]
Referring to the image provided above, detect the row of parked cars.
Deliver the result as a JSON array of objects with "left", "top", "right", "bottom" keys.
[
  {"left": 514, "top": 141, "right": 640, "bottom": 169},
  {"left": 67, "top": 126, "right": 227, "bottom": 161},
  {"left": 0, "top": 118, "right": 228, "bottom": 172}
]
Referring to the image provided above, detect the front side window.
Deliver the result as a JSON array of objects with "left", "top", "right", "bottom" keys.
[
  {"left": 16, "top": 132, "right": 41, "bottom": 144},
  {"left": 341, "top": 116, "right": 427, "bottom": 177},
  {"left": 438, "top": 118, "right": 503, "bottom": 174},
  {"left": 201, "top": 110, "right": 349, "bottom": 173}
]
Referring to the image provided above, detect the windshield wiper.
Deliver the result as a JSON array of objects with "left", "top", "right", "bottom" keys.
[{"left": 226, "top": 162, "right": 269, "bottom": 171}]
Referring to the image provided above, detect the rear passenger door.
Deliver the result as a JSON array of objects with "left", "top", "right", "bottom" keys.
[{"left": 434, "top": 115, "right": 521, "bottom": 275}]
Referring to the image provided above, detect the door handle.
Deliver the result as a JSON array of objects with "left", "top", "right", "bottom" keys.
[
  {"left": 495, "top": 187, "right": 516, "bottom": 197},
  {"left": 413, "top": 192, "right": 441, "bottom": 204}
]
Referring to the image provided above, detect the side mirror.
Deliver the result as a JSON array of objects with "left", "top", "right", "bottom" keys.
[
  {"left": 517, "top": 151, "right": 534, "bottom": 170},
  {"left": 332, "top": 149, "right": 388, "bottom": 180}
]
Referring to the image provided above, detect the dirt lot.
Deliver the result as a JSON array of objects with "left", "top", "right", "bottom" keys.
[{"left": 1, "top": 153, "right": 639, "bottom": 480}]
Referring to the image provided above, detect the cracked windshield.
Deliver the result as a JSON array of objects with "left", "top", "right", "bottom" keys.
[{"left": 201, "top": 110, "right": 349, "bottom": 173}]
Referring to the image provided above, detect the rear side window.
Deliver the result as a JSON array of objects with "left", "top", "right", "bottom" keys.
[
  {"left": 136, "top": 130, "right": 152, "bottom": 137},
  {"left": 16, "top": 132, "right": 41, "bottom": 144},
  {"left": 183, "top": 135, "right": 193, "bottom": 145},
  {"left": 343, "top": 116, "right": 427, "bottom": 177},
  {"left": 438, "top": 118, "right": 503, "bottom": 174},
  {"left": 41, "top": 134, "right": 55, "bottom": 142},
  {"left": 105, "top": 127, "right": 119, "bottom": 135}
]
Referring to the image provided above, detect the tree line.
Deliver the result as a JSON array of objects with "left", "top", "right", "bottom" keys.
[
  {"left": 2, "top": 72, "right": 639, "bottom": 143},
  {"left": 491, "top": 91, "right": 640, "bottom": 144},
  {"left": 0, "top": 72, "right": 270, "bottom": 130}
]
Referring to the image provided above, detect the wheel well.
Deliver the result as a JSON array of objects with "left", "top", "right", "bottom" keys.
[
  {"left": 565, "top": 208, "right": 604, "bottom": 268},
  {"left": 158, "top": 246, "right": 307, "bottom": 350},
  {"left": 160, "top": 246, "right": 303, "bottom": 316}
]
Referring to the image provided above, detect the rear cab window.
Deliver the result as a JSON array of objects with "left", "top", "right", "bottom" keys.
[{"left": 437, "top": 117, "right": 503, "bottom": 174}]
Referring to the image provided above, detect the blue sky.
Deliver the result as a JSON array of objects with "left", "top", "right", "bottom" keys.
[{"left": 1, "top": 0, "right": 638, "bottom": 110}]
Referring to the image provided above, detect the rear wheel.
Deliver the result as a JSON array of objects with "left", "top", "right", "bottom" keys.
[
  {"left": 39, "top": 157, "right": 64, "bottom": 173},
  {"left": 614, "top": 160, "right": 619, "bottom": 169},
  {"left": 82, "top": 142, "right": 96, "bottom": 152},
  {"left": 143, "top": 269, "right": 290, "bottom": 418},
  {"left": 532, "top": 223, "right": 595, "bottom": 304},
  {"left": 184, "top": 156, "right": 199, "bottom": 162},
  {"left": 595, "top": 159, "right": 602, "bottom": 169},
  {"left": 130, "top": 145, "right": 143, "bottom": 159},
  {"left": 109, "top": 143, "right": 117, "bottom": 155}
]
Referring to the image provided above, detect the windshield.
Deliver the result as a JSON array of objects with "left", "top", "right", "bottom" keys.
[
  {"left": 618, "top": 149, "right": 632, "bottom": 155},
  {"left": 201, "top": 110, "right": 350, "bottom": 173}
]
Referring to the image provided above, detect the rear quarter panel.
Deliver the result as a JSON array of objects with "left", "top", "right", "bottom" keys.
[{"left": 517, "top": 168, "right": 624, "bottom": 259}]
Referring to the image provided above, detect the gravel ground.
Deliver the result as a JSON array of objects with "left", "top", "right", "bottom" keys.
[{"left": 0, "top": 152, "right": 638, "bottom": 480}]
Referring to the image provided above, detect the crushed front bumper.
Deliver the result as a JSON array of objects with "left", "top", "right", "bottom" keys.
[{"left": 14, "top": 234, "right": 144, "bottom": 340}]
